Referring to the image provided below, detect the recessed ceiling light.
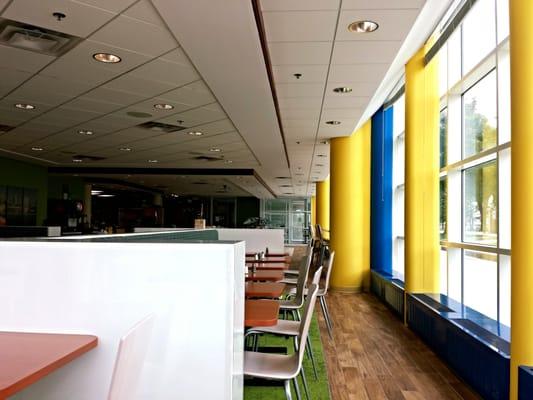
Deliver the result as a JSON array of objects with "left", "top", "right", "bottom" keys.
[
  {"left": 98, "top": 194, "right": 115, "bottom": 198},
  {"left": 93, "top": 53, "right": 121, "bottom": 63},
  {"left": 154, "top": 103, "right": 174, "bottom": 110},
  {"left": 326, "top": 120, "right": 341, "bottom": 125},
  {"left": 78, "top": 129, "right": 94, "bottom": 135},
  {"left": 188, "top": 131, "right": 203, "bottom": 136},
  {"left": 209, "top": 147, "right": 221, "bottom": 152},
  {"left": 320, "top": 140, "right": 329, "bottom": 145},
  {"left": 15, "top": 103, "right": 35, "bottom": 110},
  {"left": 316, "top": 164, "right": 324, "bottom": 167},
  {"left": 72, "top": 158, "right": 83, "bottom": 163},
  {"left": 31, "top": 147, "right": 43, "bottom": 151},
  {"left": 333, "top": 87, "right": 352, "bottom": 93},
  {"left": 317, "top": 154, "right": 326, "bottom": 157},
  {"left": 91, "top": 190, "right": 103, "bottom": 195},
  {"left": 348, "top": 20, "right": 379, "bottom": 33},
  {"left": 224, "top": 160, "right": 233, "bottom": 164},
  {"left": 148, "top": 159, "right": 158, "bottom": 163},
  {"left": 119, "top": 147, "right": 131, "bottom": 152}
]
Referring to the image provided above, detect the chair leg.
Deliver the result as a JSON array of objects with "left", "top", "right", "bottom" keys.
[
  {"left": 306, "top": 335, "right": 318, "bottom": 380},
  {"left": 319, "top": 297, "right": 333, "bottom": 340},
  {"left": 284, "top": 380, "right": 293, "bottom": 400},
  {"left": 300, "top": 368, "right": 311, "bottom": 400},
  {"left": 322, "top": 296, "right": 334, "bottom": 328},
  {"left": 296, "top": 309, "right": 302, "bottom": 321},
  {"left": 292, "top": 377, "right": 302, "bottom": 400}
]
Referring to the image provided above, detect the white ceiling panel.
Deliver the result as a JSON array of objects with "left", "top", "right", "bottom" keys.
[
  {"left": 0, "top": 68, "right": 33, "bottom": 97},
  {"left": 321, "top": 108, "right": 364, "bottom": 120},
  {"left": 278, "top": 96, "right": 323, "bottom": 110},
  {"left": 336, "top": 9, "right": 421, "bottom": 41},
  {"left": 160, "top": 103, "right": 226, "bottom": 128},
  {"left": 322, "top": 95, "right": 369, "bottom": 109},
  {"left": 90, "top": 15, "right": 177, "bottom": 57},
  {"left": 282, "top": 119, "right": 318, "bottom": 129},
  {"left": 128, "top": 57, "right": 199, "bottom": 86},
  {"left": 318, "top": 119, "right": 358, "bottom": 137},
  {"left": 74, "top": 0, "right": 137, "bottom": 13},
  {"left": 261, "top": 0, "right": 340, "bottom": 11},
  {"left": 272, "top": 65, "right": 328, "bottom": 84},
  {"left": 276, "top": 83, "right": 325, "bottom": 98},
  {"left": 342, "top": 0, "right": 425, "bottom": 9},
  {"left": 280, "top": 108, "right": 319, "bottom": 120},
  {"left": 123, "top": 0, "right": 164, "bottom": 26},
  {"left": 159, "top": 47, "right": 195, "bottom": 67},
  {"left": 2, "top": 0, "right": 115, "bottom": 38},
  {"left": 63, "top": 97, "right": 124, "bottom": 114},
  {"left": 263, "top": 11, "right": 337, "bottom": 42},
  {"left": 328, "top": 63, "right": 389, "bottom": 83},
  {"left": 332, "top": 40, "right": 401, "bottom": 64},
  {"left": 104, "top": 75, "right": 176, "bottom": 98},
  {"left": 158, "top": 81, "right": 214, "bottom": 108},
  {"left": 325, "top": 81, "right": 379, "bottom": 97},
  {"left": 0, "top": 44, "right": 55, "bottom": 73},
  {"left": 269, "top": 41, "right": 332, "bottom": 65},
  {"left": 83, "top": 87, "right": 147, "bottom": 106}
]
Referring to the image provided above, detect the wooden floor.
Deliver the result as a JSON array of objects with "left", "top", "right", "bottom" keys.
[{"left": 315, "top": 291, "right": 482, "bottom": 400}]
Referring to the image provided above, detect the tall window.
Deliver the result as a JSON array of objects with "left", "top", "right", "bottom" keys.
[
  {"left": 438, "top": 0, "right": 510, "bottom": 326},
  {"left": 261, "top": 198, "right": 311, "bottom": 244},
  {"left": 392, "top": 94, "right": 405, "bottom": 279}
]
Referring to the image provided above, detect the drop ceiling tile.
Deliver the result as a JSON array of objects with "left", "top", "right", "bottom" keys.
[
  {"left": 321, "top": 108, "right": 364, "bottom": 120},
  {"left": 41, "top": 40, "right": 152, "bottom": 85},
  {"left": 0, "top": 44, "right": 55, "bottom": 73},
  {"left": 159, "top": 81, "right": 214, "bottom": 108},
  {"left": 90, "top": 15, "right": 177, "bottom": 57},
  {"left": 283, "top": 119, "right": 318, "bottom": 129},
  {"left": 129, "top": 58, "right": 199, "bottom": 87},
  {"left": 332, "top": 40, "right": 401, "bottom": 64},
  {"left": 269, "top": 41, "right": 332, "bottom": 65},
  {"left": 322, "top": 95, "right": 369, "bottom": 109},
  {"left": 325, "top": 81, "right": 378, "bottom": 97},
  {"left": 263, "top": 11, "right": 337, "bottom": 42},
  {"left": 2, "top": 0, "right": 115, "bottom": 38},
  {"left": 104, "top": 75, "right": 176, "bottom": 98},
  {"left": 42, "top": 107, "right": 102, "bottom": 125},
  {"left": 342, "top": 0, "right": 425, "bottom": 9},
  {"left": 261, "top": 0, "right": 340, "bottom": 11},
  {"left": 276, "top": 83, "right": 325, "bottom": 98},
  {"left": 73, "top": 0, "right": 137, "bottom": 13},
  {"left": 336, "top": 9, "right": 420, "bottom": 41},
  {"left": 200, "top": 131, "right": 242, "bottom": 146},
  {"left": 328, "top": 63, "right": 389, "bottom": 83},
  {"left": 318, "top": 119, "right": 359, "bottom": 137},
  {"left": 280, "top": 108, "right": 318, "bottom": 120},
  {"left": 278, "top": 96, "right": 323, "bottom": 110},
  {"left": 283, "top": 127, "right": 317, "bottom": 141},
  {"left": 123, "top": 0, "right": 164, "bottom": 26},
  {"left": 0, "top": 68, "right": 33, "bottom": 97},
  {"left": 83, "top": 87, "right": 147, "bottom": 106},
  {"left": 272, "top": 65, "right": 328, "bottom": 84},
  {"left": 118, "top": 99, "right": 191, "bottom": 119},
  {"left": 159, "top": 104, "right": 226, "bottom": 127},
  {"left": 64, "top": 97, "right": 124, "bottom": 114},
  {"left": 159, "top": 47, "right": 194, "bottom": 67}
]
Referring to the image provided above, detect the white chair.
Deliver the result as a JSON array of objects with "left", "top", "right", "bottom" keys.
[
  {"left": 244, "top": 284, "right": 320, "bottom": 400},
  {"left": 108, "top": 314, "right": 155, "bottom": 400},
  {"left": 279, "top": 246, "right": 313, "bottom": 321}
]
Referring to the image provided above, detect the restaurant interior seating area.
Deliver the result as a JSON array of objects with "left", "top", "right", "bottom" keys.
[{"left": 1, "top": 0, "right": 532, "bottom": 399}]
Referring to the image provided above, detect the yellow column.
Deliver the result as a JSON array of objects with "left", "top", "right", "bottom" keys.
[
  {"left": 330, "top": 121, "right": 371, "bottom": 292},
  {"left": 310, "top": 196, "right": 316, "bottom": 226},
  {"left": 510, "top": 1, "right": 533, "bottom": 398},
  {"left": 316, "top": 177, "right": 330, "bottom": 239},
  {"left": 404, "top": 41, "right": 440, "bottom": 296}
]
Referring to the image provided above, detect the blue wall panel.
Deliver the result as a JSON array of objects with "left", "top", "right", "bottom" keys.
[{"left": 370, "top": 106, "right": 393, "bottom": 274}]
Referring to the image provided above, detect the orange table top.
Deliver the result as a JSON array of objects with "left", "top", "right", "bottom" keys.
[
  {"left": 245, "top": 270, "right": 284, "bottom": 282},
  {"left": 0, "top": 331, "right": 98, "bottom": 398},
  {"left": 246, "top": 262, "right": 288, "bottom": 270},
  {"left": 245, "top": 282, "right": 286, "bottom": 298},
  {"left": 246, "top": 252, "right": 290, "bottom": 257},
  {"left": 245, "top": 300, "right": 280, "bottom": 327},
  {"left": 245, "top": 257, "right": 290, "bottom": 264}
]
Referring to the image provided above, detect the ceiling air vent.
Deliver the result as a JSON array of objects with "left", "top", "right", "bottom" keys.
[
  {"left": 138, "top": 121, "right": 187, "bottom": 133},
  {"left": 0, "top": 18, "right": 82, "bottom": 56},
  {"left": 192, "top": 155, "right": 224, "bottom": 162}
]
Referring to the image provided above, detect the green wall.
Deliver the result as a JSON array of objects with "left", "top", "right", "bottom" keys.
[{"left": 0, "top": 156, "right": 48, "bottom": 225}]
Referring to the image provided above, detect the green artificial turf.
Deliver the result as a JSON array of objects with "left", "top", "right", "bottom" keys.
[{"left": 243, "top": 313, "right": 331, "bottom": 400}]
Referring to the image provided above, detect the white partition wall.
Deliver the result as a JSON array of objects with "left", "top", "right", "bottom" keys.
[
  {"left": 0, "top": 239, "right": 244, "bottom": 400},
  {"left": 217, "top": 228, "right": 285, "bottom": 254}
]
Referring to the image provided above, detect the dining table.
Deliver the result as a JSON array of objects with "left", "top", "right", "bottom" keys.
[
  {"left": 245, "top": 282, "right": 286, "bottom": 298},
  {"left": 246, "top": 252, "right": 290, "bottom": 257},
  {"left": 246, "top": 262, "right": 289, "bottom": 270},
  {"left": 0, "top": 331, "right": 98, "bottom": 398},
  {"left": 245, "top": 300, "right": 280, "bottom": 327},
  {"left": 245, "top": 257, "right": 290, "bottom": 264},
  {"left": 245, "top": 269, "right": 284, "bottom": 282}
]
